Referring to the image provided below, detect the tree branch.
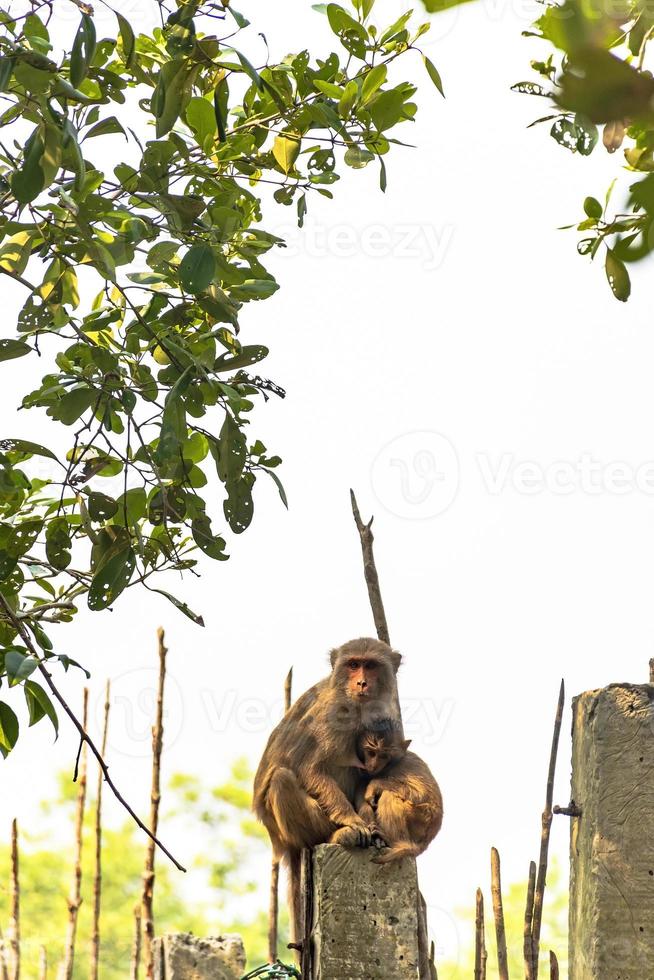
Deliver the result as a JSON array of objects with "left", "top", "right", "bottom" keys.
[
  {"left": 349, "top": 489, "right": 390, "bottom": 645},
  {"left": 0, "top": 592, "right": 186, "bottom": 872}
]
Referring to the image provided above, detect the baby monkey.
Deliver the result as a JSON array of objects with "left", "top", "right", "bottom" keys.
[{"left": 356, "top": 720, "right": 443, "bottom": 864}]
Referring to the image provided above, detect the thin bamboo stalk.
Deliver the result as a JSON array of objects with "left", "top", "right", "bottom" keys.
[
  {"left": 474, "top": 888, "right": 487, "bottom": 980},
  {"left": 531, "top": 681, "right": 565, "bottom": 978},
  {"left": 549, "top": 950, "right": 559, "bottom": 980},
  {"left": 90, "top": 680, "right": 111, "bottom": 980},
  {"left": 60, "top": 688, "right": 89, "bottom": 980},
  {"left": 0, "top": 926, "right": 9, "bottom": 980},
  {"left": 38, "top": 947, "right": 46, "bottom": 980},
  {"left": 523, "top": 860, "right": 537, "bottom": 980},
  {"left": 490, "top": 848, "right": 509, "bottom": 980},
  {"left": 142, "top": 629, "right": 167, "bottom": 979},
  {"left": 8, "top": 822, "right": 19, "bottom": 980},
  {"left": 130, "top": 906, "right": 142, "bottom": 980}
]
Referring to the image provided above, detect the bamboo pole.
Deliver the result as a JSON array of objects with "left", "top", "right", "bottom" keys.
[
  {"left": 60, "top": 688, "right": 89, "bottom": 980},
  {"left": 490, "top": 848, "right": 509, "bottom": 980},
  {"left": 531, "top": 681, "right": 565, "bottom": 977},
  {"left": 268, "top": 667, "right": 293, "bottom": 962},
  {"left": 0, "top": 927, "right": 9, "bottom": 980},
  {"left": 523, "top": 860, "right": 537, "bottom": 980},
  {"left": 142, "top": 629, "right": 167, "bottom": 979},
  {"left": 549, "top": 951, "right": 559, "bottom": 980},
  {"left": 8, "top": 821, "right": 19, "bottom": 980},
  {"left": 474, "top": 888, "right": 487, "bottom": 980},
  {"left": 38, "top": 947, "right": 46, "bottom": 980},
  {"left": 90, "top": 680, "right": 111, "bottom": 980},
  {"left": 130, "top": 906, "right": 142, "bottom": 980}
]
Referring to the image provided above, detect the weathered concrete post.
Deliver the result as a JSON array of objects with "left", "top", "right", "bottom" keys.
[
  {"left": 302, "top": 844, "right": 424, "bottom": 979},
  {"left": 153, "top": 933, "right": 246, "bottom": 980},
  {"left": 569, "top": 683, "right": 654, "bottom": 978}
]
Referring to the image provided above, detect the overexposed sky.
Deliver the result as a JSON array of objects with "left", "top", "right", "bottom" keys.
[{"left": 2, "top": 0, "right": 654, "bottom": 973}]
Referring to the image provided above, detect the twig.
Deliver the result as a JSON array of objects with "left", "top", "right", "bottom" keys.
[
  {"left": 531, "top": 681, "right": 565, "bottom": 977},
  {"left": 349, "top": 489, "right": 390, "bottom": 645},
  {"left": 38, "top": 947, "right": 46, "bottom": 980},
  {"left": 90, "top": 681, "right": 111, "bottom": 980},
  {"left": 268, "top": 666, "right": 293, "bottom": 962},
  {"left": 0, "top": 592, "right": 186, "bottom": 872},
  {"left": 61, "top": 689, "right": 88, "bottom": 980},
  {"left": 142, "top": 628, "right": 168, "bottom": 979},
  {"left": 474, "top": 888, "right": 486, "bottom": 980},
  {"left": 130, "top": 906, "right": 142, "bottom": 980},
  {"left": 490, "top": 848, "right": 509, "bottom": 980},
  {"left": 8, "top": 820, "right": 19, "bottom": 980},
  {"left": 549, "top": 951, "right": 559, "bottom": 980},
  {"left": 524, "top": 861, "right": 537, "bottom": 980}
]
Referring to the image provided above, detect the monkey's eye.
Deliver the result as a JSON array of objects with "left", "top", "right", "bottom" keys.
[{"left": 348, "top": 660, "right": 360, "bottom": 670}]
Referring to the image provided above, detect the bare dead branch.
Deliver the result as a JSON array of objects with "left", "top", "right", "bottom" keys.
[
  {"left": 490, "top": 848, "right": 509, "bottom": 980},
  {"left": 524, "top": 860, "right": 537, "bottom": 980},
  {"left": 268, "top": 666, "right": 293, "bottom": 962},
  {"left": 0, "top": 927, "right": 9, "bottom": 980},
  {"left": 531, "top": 680, "right": 565, "bottom": 977},
  {"left": 349, "top": 489, "right": 390, "bottom": 645},
  {"left": 0, "top": 592, "right": 185, "bottom": 872},
  {"left": 61, "top": 689, "right": 88, "bottom": 980},
  {"left": 142, "top": 628, "right": 168, "bottom": 979},
  {"left": 130, "top": 906, "right": 142, "bottom": 980},
  {"left": 8, "top": 820, "right": 19, "bottom": 980},
  {"left": 549, "top": 951, "right": 559, "bottom": 980},
  {"left": 90, "top": 681, "right": 111, "bottom": 980},
  {"left": 474, "top": 888, "right": 486, "bottom": 980}
]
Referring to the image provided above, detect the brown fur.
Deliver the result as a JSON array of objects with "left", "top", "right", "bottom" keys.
[
  {"left": 356, "top": 726, "right": 443, "bottom": 865},
  {"left": 252, "top": 638, "right": 402, "bottom": 942}
]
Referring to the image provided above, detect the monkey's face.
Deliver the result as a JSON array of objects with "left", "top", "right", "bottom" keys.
[
  {"left": 358, "top": 733, "right": 411, "bottom": 775},
  {"left": 343, "top": 655, "right": 382, "bottom": 701}
]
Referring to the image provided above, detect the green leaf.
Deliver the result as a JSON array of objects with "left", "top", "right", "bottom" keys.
[
  {"left": 423, "top": 56, "right": 445, "bottom": 97},
  {"left": 45, "top": 516, "right": 72, "bottom": 570},
  {"left": 49, "top": 386, "right": 97, "bottom": 425},
  {"left": 558, "top": 51, "right": 654, "bottom": 124},
  {"left": 87, "top": 492, "right": 118, "bottom": 521},
  {"left": 148, "top": 587, "right": 205, "bottom": 625},
  {"left": 583, "top": 196, "right": 603, "bottom": 220},
  {"left": 24, "top": 680, "right": 58, "bottom": 737},
  {"left": 85, "top": 116, "right": 126, "bottom": 139},
  {"left": 605, "top": 249, "right": 631, "bottom": 302},
  {"left": 0, "top": 339, "right": 30, "bottom": 361},
  {"left": 70, "top": 13, "right": 96, "bottom": 88},
  {"left": 186, "top": 96, "right": 216, "bottom": 148},
  {"left": 179, "top": 243, "right": 216, "bottom": 293},
  {"left": 224, "top": 475, "right": 254, "bottom": 534},
  {"left": 214, "top": 413, "right": 246, "bottom": 483},
  {"left": 264, "top": 468, "right": 288, "bottom": 508},
  {"left": 0, "top": 701, "right": 18, "bottom": 757},
  {"left": 117, "top": 12, "right": 135, "bottom": 68},
  {"left": 12, "top": 127, "right": 45, "bottom": 205},
  {"left": 344, "top": 145, "right": 374, "bottom": 169},
  {"left": 5, "top": 648, "right": 37, "bottom": 684},
  {"left": 0, "top": 438, "right": 57, "bottom": 461},
  {"left": 272, "top": 133, "right": 301, "bottom": 174},
  {"left": 88, "top": 546, "right": 136, "bottom": 610},
  {"left": 192, "top": 514, "right": 229, "bottom": 560}
]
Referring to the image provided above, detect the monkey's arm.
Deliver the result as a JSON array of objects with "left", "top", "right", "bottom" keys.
[{"left": 303, "top": 769, "right": 367, "bottom": 829}]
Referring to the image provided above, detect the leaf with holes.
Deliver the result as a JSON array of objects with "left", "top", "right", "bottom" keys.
[
  {"left": 273, "top": 133, "right": 301, "bottom": 174},
  {"left": 0, "top": 701, "right": 19, "bottom": 757},
  {"left": 45, "top": 516, "right": 72, "bottom": 570},
  {"left": 24, "top": 680, "right": 58, "bottom": 737},
  {"left": 0, "top": 340, "right": 31, "bottom": 362},
  {"left": 88, "top": 546, "right": 136, "bottom": 610},
  {"left": 178, "top": 244, "right": 216, "bottom": 293},
  {"left": 87, "top": 491, "right": 118, "bottom": 522},
  {"left": 0, "top": 438, "right": 57, "bottom": 461},
  {"left": 605, "top": 249, "right": 631, "bottom": 302},
  {"left": 224, "top": 474, "right": 254, "bottom": 534}
]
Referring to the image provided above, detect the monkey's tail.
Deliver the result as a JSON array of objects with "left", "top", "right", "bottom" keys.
[
  {"left": 373, "top": 840, "right": 423, "bottom": 864},
  {"left": 287, "top": 848, "right": 303, "bottom": 949}
]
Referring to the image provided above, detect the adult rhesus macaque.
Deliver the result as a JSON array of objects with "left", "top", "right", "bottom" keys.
[
  {"left": 253, "top": 637, "right": 403, "bottom": 940},
  {"left": 356, "top": 721, "right": 443, "bottom": 864}
]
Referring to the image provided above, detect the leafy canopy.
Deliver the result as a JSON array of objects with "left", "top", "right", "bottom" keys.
[{"left": 0, "top": 0, "right": 442, "bottom": 755}]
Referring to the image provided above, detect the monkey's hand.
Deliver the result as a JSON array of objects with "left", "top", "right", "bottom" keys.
[
  {"left": 330, "top": 816, "right": 374, "bottom": 848},
  {"left": 364, "top": 782, "right": 383, "bottom": 810}
]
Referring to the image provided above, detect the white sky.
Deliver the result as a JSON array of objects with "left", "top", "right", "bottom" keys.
[{"left": 2, "top": 0, "right": 654, "bottom": 974}]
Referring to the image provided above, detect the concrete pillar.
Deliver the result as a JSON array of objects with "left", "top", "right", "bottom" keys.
[
  {"left": 153, "top": 933, "right": 246, "bottom": 980},
  {"left": 569, "top": 684, "right": 654, "bottom": 979},
  {"left": 305, "top": 844, "right": 422, "bottom": 979}
]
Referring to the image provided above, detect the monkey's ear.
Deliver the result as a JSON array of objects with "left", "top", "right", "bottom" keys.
[
  {"left": 329, "top": 648, "right": 339, "bottom": 670},
  {"left": 403, "top": 739, "right": 412, "bottom": 752},
  {"left": 390, "top": 649, "right": 402, "bottom": 673}
]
